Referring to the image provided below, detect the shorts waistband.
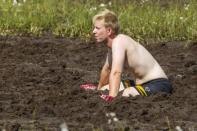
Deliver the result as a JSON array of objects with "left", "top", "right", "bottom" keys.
[{"left": 141, "top": 78, "right": 169, "bottom": 86}]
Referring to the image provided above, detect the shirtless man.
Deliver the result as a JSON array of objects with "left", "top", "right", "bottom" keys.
[{"left": 92, "top": 9, "right": 172, "bottom": 101}]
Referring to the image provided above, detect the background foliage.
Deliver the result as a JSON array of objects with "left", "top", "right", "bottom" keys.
[{"left": 0, "top": 0, "right": 196, "bottom": 42}]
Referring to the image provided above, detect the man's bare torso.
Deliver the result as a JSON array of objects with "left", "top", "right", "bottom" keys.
[{"left": 107, "top": 34, "right": 167, "bottom": 85}]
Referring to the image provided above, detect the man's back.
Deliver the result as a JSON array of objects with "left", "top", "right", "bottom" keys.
[{"left": 112, "top": 34, "right": 167, "bottom": 84}]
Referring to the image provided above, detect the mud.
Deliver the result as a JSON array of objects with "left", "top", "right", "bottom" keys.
[{"left": 0, "top": 36, "right": 196, "bottom": 131}]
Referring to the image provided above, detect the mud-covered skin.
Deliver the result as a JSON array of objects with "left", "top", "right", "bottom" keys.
[{"left": 0, "top": 36, "right": 196, "bottom": 130}]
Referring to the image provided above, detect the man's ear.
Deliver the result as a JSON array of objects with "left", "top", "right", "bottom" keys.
[{"left": 107, "top": 27, "right": 113, "bottom": 36}]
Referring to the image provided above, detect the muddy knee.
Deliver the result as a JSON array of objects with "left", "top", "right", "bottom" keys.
[
  {"left": 99, "top": 82, "right": 125, "bottom": 92},
  {"left": 122, "top": 87, "right": 140, "bottom": 97},
  {"left": 99, "top": 85, "right": 109, "bottom": 91}
]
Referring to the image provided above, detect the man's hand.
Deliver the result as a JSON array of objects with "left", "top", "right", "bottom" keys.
[
  {"left": 80, "top": 84, "right": 97, "bottom": 90},
  {"left": 100, "top": 94, "right": 114, "bottom": 102}
]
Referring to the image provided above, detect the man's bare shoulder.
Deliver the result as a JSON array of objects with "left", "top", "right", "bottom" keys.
[
  {"left": 114, "top": 34, "right": 137, "bottom": 44},
  {"left": 112, "top": 35, "right": 126, "bottom": 49},
  {"left": 112, "top": 34, "right": 138, "bottom": 50},
  {"left": 115, "top": 34, "right": 129, "bottom": 40}
]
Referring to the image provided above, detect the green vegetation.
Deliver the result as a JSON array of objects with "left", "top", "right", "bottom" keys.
[{"left": 0, "top": 0, "right": 197, "bottom": 42}]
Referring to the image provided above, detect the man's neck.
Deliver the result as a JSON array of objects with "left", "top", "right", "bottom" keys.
[{"left": 107, "top": 34, "right": 117, "bottom": 48}]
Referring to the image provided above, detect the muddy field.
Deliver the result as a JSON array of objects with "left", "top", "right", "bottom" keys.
[{"left": 0, "top": 36, "right": 196, "bottom": 131}]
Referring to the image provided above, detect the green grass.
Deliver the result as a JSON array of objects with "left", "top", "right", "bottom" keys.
[{"left": 0, "top": 0, "right": 197, "bottom": 42}]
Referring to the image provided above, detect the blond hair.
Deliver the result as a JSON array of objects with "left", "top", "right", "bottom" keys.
[{"left": 93, "top": 9, "right": 119, "bottom": 35}]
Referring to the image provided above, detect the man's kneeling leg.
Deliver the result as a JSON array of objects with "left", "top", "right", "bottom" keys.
[
  {"left": 99, "top": 82, "right": 125, "bottom": 92},
  {"left": 122, "top": 87, "right": 140, "bottom": 97}
]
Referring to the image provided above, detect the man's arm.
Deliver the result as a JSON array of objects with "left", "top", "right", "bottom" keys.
[
  {"left": 97, "top": 64, "right": 110, "bottom": 89},
  {"left": 109, "top": 40, "right": 125, "bottom": 97},
  {"left": 97, "top": 56, "right": 110, "bottom": 90}
]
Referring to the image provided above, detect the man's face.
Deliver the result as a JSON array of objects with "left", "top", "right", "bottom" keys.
[{"left": 92, "top": 19, "right": 109, "bottom": 43}]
